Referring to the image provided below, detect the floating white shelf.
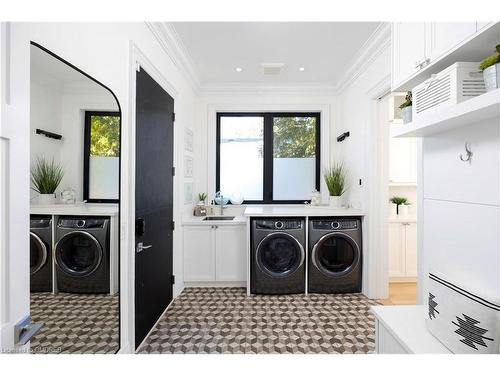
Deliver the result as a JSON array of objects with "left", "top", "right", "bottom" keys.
[{"left": 392, "top": 88, "right": 500, "bottom": 138}]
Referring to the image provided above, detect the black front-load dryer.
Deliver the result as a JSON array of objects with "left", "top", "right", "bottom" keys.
[
  {"left": 55, "top": 216, "right": 110, "bottom": 294},
  {"left": 30, "top": 215, "right": 53, "bottom": 293},
  {"left": 308, "top": 218, "right": 362, "bottom": 294},
  {"left": 251, "top": 218, "right": 306, "bottom": 294}
]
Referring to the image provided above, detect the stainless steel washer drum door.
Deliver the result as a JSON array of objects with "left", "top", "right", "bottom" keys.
[
  {"left": 55, "top": 231, "right": 103, "bottom": 277},
  {"left": 312, "top": 232, "right": 360, "bottom": 278},
  {"left": 256, "top": 232, "right": 305, "bottom": 278},
  {"left": 30, "top": 232, "right": 48, "bottom": 275}
]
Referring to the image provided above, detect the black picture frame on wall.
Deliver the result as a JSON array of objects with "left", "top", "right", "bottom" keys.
[{"left": 83, "top": 110, "right": 121, "bottom": 203}]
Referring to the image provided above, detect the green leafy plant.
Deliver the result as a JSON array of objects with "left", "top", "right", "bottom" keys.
[
  {"left": 399, "top": 91, "right": 412, "bottom": 109},
  {"left": 479, "top": 45, "right": 500, "bottom": 71},
  {"left": 30, "top": 157, "right": 64, "bottom": 194},
  {"left": 324, "top": 162, "right": 347, "bottom": 197},
  {"left": 197, "top": 192, "right": 207, "bottom": 202},
  {"left": 390, "top": 196, "right": 410, "bottom": 215}
]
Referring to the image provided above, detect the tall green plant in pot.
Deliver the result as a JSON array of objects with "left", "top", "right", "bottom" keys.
[
  {"left": 324, "top": 162, "right": 347, "bottom": 208},
  {"left": 479, "top": 44, "right": 500, "bottom": 92},
  {"left": 31, "top": 156, "right": 64, "bottom": 205}
]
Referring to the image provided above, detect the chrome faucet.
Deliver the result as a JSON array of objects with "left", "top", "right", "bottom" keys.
[{"left": 216, "top": 191, "right": 225, "bottom": 216}]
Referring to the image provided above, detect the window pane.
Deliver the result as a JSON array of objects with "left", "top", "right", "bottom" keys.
[
  {"left": 219, "top": 116, "right": 264, "bottom": 201},
  {"left": 273, "top": 116, "right": 317, "bottom": 201},
  {"left": 89, "top": 114, "right": 120, "bottom": 200}
]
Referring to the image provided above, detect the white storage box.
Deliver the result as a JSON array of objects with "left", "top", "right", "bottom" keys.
[
  {"left": 412, "top": 62, "right": 486, "bottom": 119},
  {"left": 426, "top": 271, "right": 500, "bottom": 354}
]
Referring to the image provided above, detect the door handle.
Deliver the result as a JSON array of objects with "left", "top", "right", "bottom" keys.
[{"left": 136, "top": 242, "right": 153, "bottom": 253}]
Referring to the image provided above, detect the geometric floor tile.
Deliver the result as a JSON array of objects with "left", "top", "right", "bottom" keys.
[
  {"left": 30, "top": 292, "right": 119, "bottom": 354},
  {"left": 138, "top": 288, "right": 379, "bottom": 354}
]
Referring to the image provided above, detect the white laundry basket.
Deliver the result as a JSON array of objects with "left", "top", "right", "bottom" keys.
[{"left": 412, "top": 62, "right": 486, "bottom": 119}]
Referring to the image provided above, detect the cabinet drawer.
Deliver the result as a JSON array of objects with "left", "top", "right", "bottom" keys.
[
  {"left": 423, "top": 118, "right": 500, "bottom": 206},
  {"left": 423, "top": 199, "right": 500, "bottom": 297}
]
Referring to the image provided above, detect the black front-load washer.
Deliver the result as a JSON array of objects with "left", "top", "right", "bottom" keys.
[
  {"left": 30, "top": 215, "right": 53, "bottom": 293},
  {"left": 54, "top": 216, "right": 110, "bottom": 294},
  {"left": 251, "top": 218, "right": 306, "bottom": 294},
  {"left": 308, "top": 217, "right": 362, "bottom": 294}
]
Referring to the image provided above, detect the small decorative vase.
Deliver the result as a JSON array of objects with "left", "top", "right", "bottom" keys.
[
  {"left": 329, "top": 196, "right": 342, "bottom": 208},
  {"left": 483, "top": 63, "right": 500, "bottom": 92},
  {"left": 38, "top": 193, "right": 56, "bottom": 205},
  {"left": 401, "top": 106, "right": 412, "bottom": 124}
]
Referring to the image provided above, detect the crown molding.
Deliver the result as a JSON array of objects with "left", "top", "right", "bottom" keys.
[
  {"left": 335, "top": 22, "right": 391, "bottom": 93},
  {"left": 198, "top": 81, "right": 337, "bottom": 96},
  {"left": 146, "top": 22, "right": 201, "bottom": 93}
]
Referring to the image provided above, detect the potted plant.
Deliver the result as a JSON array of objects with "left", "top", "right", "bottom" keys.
[
  {"left": 324, "top": 162, "right": 347, "bottom": 208},
  {"left": 399, "top": 91, "right": 412, "bottom": 124},
  {"left": 197, "top": 192, "right": 207, "bottom": 205},
  {"left": 390, "top": 196, "right": 409, "bottom": 216},
  {"left": 479, "top": 45, "right": 500, "bottom": 92},
  {"left": 30, "top": 156, "right": 64, "bottom": 205}
]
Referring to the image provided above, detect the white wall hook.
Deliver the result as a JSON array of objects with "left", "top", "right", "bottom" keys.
[{"left": 459, "top": 142, "right": 473, "bottom": 163}]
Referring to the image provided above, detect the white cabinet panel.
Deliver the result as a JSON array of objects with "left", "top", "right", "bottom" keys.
[
  {"left": 389, "top": 223, "right": 405, "bottom": 278},
  {"left": 424, "top": 199, "right": 500, "bottom": 298},
  {"left": 426, "top": 22, "right": 477, "bottom": 61},
  {"left": 215, "top": 225, "right": 246, "bottom": 281},
  {"left": 377, "top": 321, "right": 409, "bottom": 354},
  {"left": 405, "top": 223, "right": 417, "bottom": 277},
  {"left": 392, "top": 22, "right": 426, "bottom": 88},
  {"left": 389, "top": 137, "right": 417, "bottom": 184},
  {"left": 183, "top": 226, "right": 215, "bottom": 281},
  {"left": 423, "top": 118, "right": 500, "bottom": 206}
]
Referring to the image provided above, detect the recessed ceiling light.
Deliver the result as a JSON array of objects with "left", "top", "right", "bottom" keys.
[
  {"left": 235, "top": 67, "right": 243, "bottom": 72},
  {"left": 298, "top": 67, "right": 305, "bottom": 72}
]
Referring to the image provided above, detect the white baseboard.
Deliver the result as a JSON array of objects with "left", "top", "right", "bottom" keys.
[
  {"left": 389, "top": 277, "right": 418, "bottom": 283},
  {"left": 184, "top": 281, "right": 246, "bottom": 288}
]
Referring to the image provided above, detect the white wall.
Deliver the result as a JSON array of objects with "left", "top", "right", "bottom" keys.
[
  {"left": 194, "top": 91, "right": 336, "bottom": 207},
  {"left": 1, "top": 22, "right": 198, "bottom": 353},
  {"left": 30, "top": 81, "right": 118, "bottom": 201}
]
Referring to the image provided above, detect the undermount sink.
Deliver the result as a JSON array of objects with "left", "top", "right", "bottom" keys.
[{"left": 203, "top": 216, "right": 235, "bottom": 221}]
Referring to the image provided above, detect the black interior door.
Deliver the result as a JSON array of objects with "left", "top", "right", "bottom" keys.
[{"left": 135, "top": 68, "right": 174, "bottom": 349}]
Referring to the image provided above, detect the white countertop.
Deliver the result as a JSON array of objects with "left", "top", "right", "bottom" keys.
[
  {"left": 244, "top": 205, "right": 365, "bottom": 217},
  {"left": 30, "top": 203, "right": 119, "bottom": 216},
  {"left": 182, "top": 215, "right": 247, "bottom": 226},
  {"left": 371, "top": 305, "right": 451, "bottom": 354}
]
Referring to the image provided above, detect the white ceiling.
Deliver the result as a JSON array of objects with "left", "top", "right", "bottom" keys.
[
  {"left": 171, "top": 22, "right": 381, "bottom": 87},
  {"left": 30, "top": 44, "right": 110, "bottom": 94}
]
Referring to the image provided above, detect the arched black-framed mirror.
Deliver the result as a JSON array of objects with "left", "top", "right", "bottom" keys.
[{"left": 29, "top": 41, "right": 121, "bottom": 354}]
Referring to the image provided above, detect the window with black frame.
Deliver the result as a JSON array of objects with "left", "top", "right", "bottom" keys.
[
  {"left": 216, "top": 112, "right": 320, "bottom": 204},
  {"left": 84, "top": 111, "right": 120, "bottom": 203}
]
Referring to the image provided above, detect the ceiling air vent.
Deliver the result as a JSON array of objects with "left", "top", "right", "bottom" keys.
[{"left": 261, "top": 63, "right": 285, "bottom": 76}]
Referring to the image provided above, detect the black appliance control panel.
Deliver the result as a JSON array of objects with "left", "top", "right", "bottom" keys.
[
  {"left": 255, "top": 219, "right": 303, "bottom": 230},
  {"left": 312, "top": 219, "right": 359, "bottom": 230}
]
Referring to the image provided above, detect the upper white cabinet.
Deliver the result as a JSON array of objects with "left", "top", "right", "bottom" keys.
[
  {"left": 392, "top": 22, "right": 492, "bottom": 90},
  {"left": 389, "top": 136, "right": 417, "bottom": 184},
  {"left": 392, "top": 23, "right": 426, "bottom": 89},
  {"left": 426, "top": 22, "right": 477, "bottom": 62}
]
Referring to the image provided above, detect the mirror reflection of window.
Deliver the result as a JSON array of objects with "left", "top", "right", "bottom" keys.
[{"left": 84, "top": 112, "right": 120, "bottom": 202}]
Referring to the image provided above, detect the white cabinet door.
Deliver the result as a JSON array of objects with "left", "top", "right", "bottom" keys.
[
  {"left": 426, "top": 22, "right": 477, "bottom": 61},
  {"left": 389, "top": 137, "right": 417, "bottom": 184},
  {"left": 183, "top": 226, "right": 215, "bottom": 281},
  {"left": 215, "top": 225, "right": 246, "bottom": 282},
  {"left": 388, "top": 223, "right": 405, "bottom": 278},
  {"left": 392, "top": 22, "right": 426, "bottom": 88},
  {"left": 404, "top": 223, "right": 417, "bottom": 277}
]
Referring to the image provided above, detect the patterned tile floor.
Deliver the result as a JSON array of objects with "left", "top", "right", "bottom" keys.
[
  {"left": 30, "top": 292, "right": 119, "bottom": 354},
  {"left": 138, "top": 288, "right": 378, "bottom": 354}
]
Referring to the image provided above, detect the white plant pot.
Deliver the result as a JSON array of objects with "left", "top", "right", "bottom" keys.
[
  {"left": 38, "top": 193, "right": 56, "bottom": 205},
  {"left": 391, "top": 203, "right": 398, "bottom": 217},
  {"left": 399, "top": 204, "right": 409, "bottom": 217},
  {"left": 483, "top": 63, "right": 500, "bottom": 92},
  {"left": 401, "top": 106, "right": 412, "bottom": 124},
  {"left": 329, "top": 196, "right": 342, "bottom": 208}
]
